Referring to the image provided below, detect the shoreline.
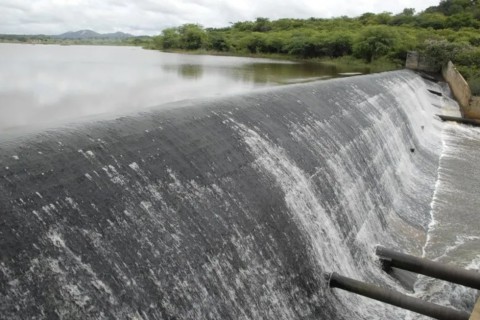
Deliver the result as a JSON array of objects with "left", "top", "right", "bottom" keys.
[{"left": 0, "top": 40, "right": 401, "bottom": 73}]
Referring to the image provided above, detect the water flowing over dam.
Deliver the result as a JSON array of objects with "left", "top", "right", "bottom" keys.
[{"left": 1, "top": 70, "right": 474, "bottom": 319}]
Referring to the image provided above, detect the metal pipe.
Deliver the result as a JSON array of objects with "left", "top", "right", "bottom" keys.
[
  {"left": 376, "top": 246, "right": 480, "bottom": 290},
  {"left": 437, "top": 114, "right": 480, "bottom": 127},
  {"left": 327, "top": 272, "right": 470, "bottom": 320}
]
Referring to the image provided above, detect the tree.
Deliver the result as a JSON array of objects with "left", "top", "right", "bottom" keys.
[
  {"left": 353, "top": 27, "right": 398, "bottom": 62},
  {"left": 437, "top": 0, "right": 473, "bottom": 15},
  {"left": 455, "top": 47, "right": 480, "bottom": 66},
  {"left": 375, "top": 12, "right": 393, "bottom": 25},
  {"left": 446, "top": 12, "right": 478, "bottom": 29},
  {"left": 160, "top": 28, "right": 180, "bottom": 49},
  {"left": 421, "top": 39, "right": 472, "bottom": 69},
  {"left": 261, "top": 33, "right": 288, "bottom": 54},
  {"left": 232, "top": 21, "right": 254, "bottom": 31},
  {"left": 284, "top": 38, "right": 310, "bottom": 57},
  {"left": 402, "top": 8, "right": 416, "bottom": 16},
  {"left": 207, "top": 33, "right": 230, "bottom": 52},
  {"left": 240, "top": 33, "right": 268, "bottom": 54},
  {"left": 416, "top": 12, "right": 447, "bottom": 29},
  {"left": 253, "top": 17, "right": 272, "bottom": 32},
  {"left": 390, "top": 8, "right": 416, "bottom": 25},
  {"left": 321, "top": 33, "right": 353, "bottom": 57},
  {"left": 358, "top": 12, "right": 376, "bottom": 25},
  {"left": 178, "top": 24, "right": 206, "bottom": 50}
]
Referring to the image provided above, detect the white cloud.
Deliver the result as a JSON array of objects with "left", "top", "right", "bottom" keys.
[{"left": 0, "top": 0, "right": 441, "bottom": 35}]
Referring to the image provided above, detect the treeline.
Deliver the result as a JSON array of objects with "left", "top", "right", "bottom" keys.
[
  {"left": 0, "top": 34, "right": 144, "bottom": 46},
  {"left": 147, "top": 0, "right": 480, "bottom": 93}
]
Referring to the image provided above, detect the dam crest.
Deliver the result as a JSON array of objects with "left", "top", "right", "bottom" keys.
[{"left": 1, "top": 70, "right": 473, "bottom": 319}]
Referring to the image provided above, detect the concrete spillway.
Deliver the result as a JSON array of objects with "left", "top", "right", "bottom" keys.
[{"left": 0, "top": 70, "right": 459, "bottom": 319}]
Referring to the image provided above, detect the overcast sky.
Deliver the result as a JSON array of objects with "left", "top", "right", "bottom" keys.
[{"left": 1, "top": 0, "right": 441, "bottom": 36}]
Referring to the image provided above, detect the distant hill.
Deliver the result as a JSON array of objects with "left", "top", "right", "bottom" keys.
[{"left": 55, "top": 30, "right": 134, "bottom": 40}]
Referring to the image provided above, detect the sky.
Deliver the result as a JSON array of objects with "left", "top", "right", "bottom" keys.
[{"left": 1, "top": 0, "right": 441, "bottom": 36}]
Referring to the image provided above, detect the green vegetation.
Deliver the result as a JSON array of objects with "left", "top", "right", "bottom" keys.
[
  {"left": 1, "top": 0, "right": 479, "bottom": 94},
  {"left": 0, "top": 34, "right": 146, "bottom": 46},
  {"left": 144, "top": 0, "right": 480, "bottom": 94}
]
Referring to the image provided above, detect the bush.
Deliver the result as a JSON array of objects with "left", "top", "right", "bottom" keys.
[
  {"left": 421, "top": 39, "right": 472, "bottom": 69},
  {"left": 285, "top": 36, "right": 319, "bottom": 58},
  {"left": 455, "top": 48, "right": 480, "bottom": 67},
  {"left": 207, "top": 33, "right": 230, "bottom": 52},
  {"left": 456, "top": 65, "right": 480, "bottom": 95},
  {"left": 416, "top": 12, "right": 447, "bottom": 29},
  {"left": 178, "top": 24, "right": 206, "bottom": 50},
  {"left": 469, "top": 77, "right": 480, "bottom": 96},
  {"left": 240, "top": 33, "right": 268, "bottom": 54},
  {"left": 353, "top": 26, "right": 398, "bottom": 62},
  {"left": 160, "top": 28, "right": 180, "bottom": 49},
  {"left": 321, "top": 34, "right": 353, "bottom": 57}
]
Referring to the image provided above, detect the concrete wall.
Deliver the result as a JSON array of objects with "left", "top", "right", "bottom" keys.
[
  {"left": 470, "top": 297, "right": 480, "bottom": 320},
  {"left": 467, "top": 97, "right": 480, "bottom": 119},
  {"left": 405, "top": 51, "right": 419, "bottom": 70},
  {"left": 405, "top": 51, "right": 438, "bottom": 73},
  {"left": 442, "top": 61, "right": 473, "bottom": 117}
]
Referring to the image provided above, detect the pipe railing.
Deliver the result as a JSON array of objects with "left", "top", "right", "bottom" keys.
[
  {"left": 376, "top": 246, "right": 480, "bottom": 290},
  {"left": 327, "top": 272, "right": 470, "bottom": 320}
]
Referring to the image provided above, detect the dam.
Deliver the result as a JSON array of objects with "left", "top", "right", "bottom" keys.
[{"left": 1, "top": 69, "right": 479, "bottom": 319}]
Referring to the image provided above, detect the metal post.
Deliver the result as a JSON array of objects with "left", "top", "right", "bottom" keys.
[
  {"left": 376, "top": 246, "right": 480, "bottom": 290},
  {"left": 327, "top": 272, "right": 470, "bottom": 320}
]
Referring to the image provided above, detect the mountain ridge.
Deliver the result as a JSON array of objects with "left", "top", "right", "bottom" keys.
[{"left": 55, "top": 29, "right": 134, "bottom": 39}]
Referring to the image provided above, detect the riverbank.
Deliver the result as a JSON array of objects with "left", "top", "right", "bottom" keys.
[{"left": 149, "top": 47, "right": 401, "bottom": 73}]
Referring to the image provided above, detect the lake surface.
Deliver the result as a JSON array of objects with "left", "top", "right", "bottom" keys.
[{"left": 0, "top": 43, "right": 367, "bottom": 132}]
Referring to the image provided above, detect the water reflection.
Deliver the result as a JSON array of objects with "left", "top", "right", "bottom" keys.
[
  {"left": 228, "top": 62, "right": 338, "bottom": 84},
  {"left": 0, "top": 43, "right": 368, "bottom": 131},
  {"left": 179, "top": 64, "right": 203, "bottom": 79},
  {"left": 165, "top": 60, "right": 369, "bottom": 84}
]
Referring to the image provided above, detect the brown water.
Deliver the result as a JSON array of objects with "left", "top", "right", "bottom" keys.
[{"left": 0, "top": 43, "right": 367, "bottom": 131}]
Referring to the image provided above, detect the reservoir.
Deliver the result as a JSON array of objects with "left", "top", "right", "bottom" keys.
[{"left": 0, "top": 43, "right": 366, "bottom": 132}]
